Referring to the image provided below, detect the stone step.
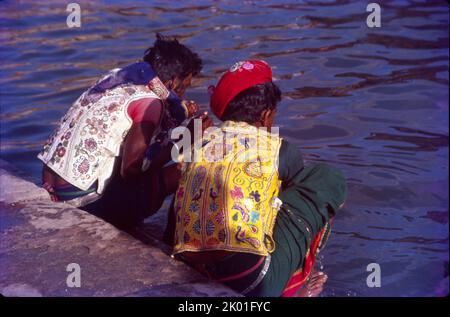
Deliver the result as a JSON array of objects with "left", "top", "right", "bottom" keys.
[{"left": 0, "top": 160, "right": 239, "bottom": 297}]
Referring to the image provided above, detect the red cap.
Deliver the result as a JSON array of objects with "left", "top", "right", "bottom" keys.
[{"left": 210, "top": 60, "right": 273, "bottom": 120}]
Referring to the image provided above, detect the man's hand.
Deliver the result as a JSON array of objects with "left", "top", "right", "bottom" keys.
[
  {"left": 186, "top": 111, "right": 213, "bottom": 144},
  {"left": 182, "top": 100, "right": 199, "bottom": 118}
]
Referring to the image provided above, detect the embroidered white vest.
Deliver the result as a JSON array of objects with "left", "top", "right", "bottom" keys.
[{"left": 37, "top": 84, "right": 160, "bottom": 193}]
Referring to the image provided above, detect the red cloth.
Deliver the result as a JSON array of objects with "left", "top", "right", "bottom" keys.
[
  {"left": 127, "top": 98, "right": 162, "bottom": 124},
  {"left": 281, "top": 224, "right": 328, "bottom": 297},
  {"left": 210, "top": 60, "right": 273, "bottom": 119}
]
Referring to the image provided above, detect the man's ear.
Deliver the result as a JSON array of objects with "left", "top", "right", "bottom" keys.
[{"left": 261, "top": 109, "right": 272, "bottom": 127}]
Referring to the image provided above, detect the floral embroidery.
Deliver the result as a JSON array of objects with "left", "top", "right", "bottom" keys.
[
  {"left": 192, "top": 188, "right": 203, "bottom": 201},
  {"left": 229, "top": 61, "right": 254, "bottom": 72},
  {"left": 218, "top": 229, "right": 226, "bottom": 242},
  {"left": 77, "top": 158, "right": 90, "bottom": 174},
  {"left": 84, "top": 138, "right": 97, "bottom": 152},
  {"left": 243, "top": 161, "right": 263, "bottom": 178},
  {"left": 40, "top": 128, "right": 59, "bottom": 155},
  {"left": 236, "top": 226, "right": 245, "bottom": 242},
  {"left": 124, "top": 88, "right": 136, "bottom": 95},
  {"left": 214, "top": 165, "right": 224, "bottom": 191},
  {"left": 38, "top": 76, "right": 159, "bottom": 191},
  {"left": 209, "top": 201, "right": 218, "bottom": 213},
  {"left": 230, "top": 185, "right": 244, "bottom": 200},
  {"left": 189, "top": 201, "right": 200, "bottom": 213},
  {"left": 242, "top": 61, "right": 254, "bottom": 70},
  {"left": 84, "top": 92, "right": 102, "bottom": 104},
  {"left": 80, "top": 97, "right": 90, "bottom": 107},
  {"left": 191, "top": 166, "right": 207, "bottom": 196},
  {"left": 215, "top": 212, "right": 225, "bottom": 225},
  {"left": 206, "top": 221, "right": 215, "bottom": 236},
  {"left": 84, "top": 115, "right": 111, "bottom": 140},
  {"left": 250, "top": 211, "right": 260, "bottom": 223},
  {"left": 243, "top": 198, "right": 254, "bottom": 211},
  {"left": 233, "top": 203, "right": 249, "bottom": 222},
  {"left": 249, "top": 190, "right": 261, "bottom": 202},
  {"left": 172, "top": 120, "right": 282, "bottom": 256},
  {"left": 107, "top": 103, "right": 119, "bottom": 113},
  {"left": 236, "top": 226, "right": 260, "bottom": 248},
  {"left": 229, "top": 61, "right": 244, "bottom": 72},
  {"left": 192, "top": 220, "right": 201, "bottom": 234},
  {"left": 148, "top": 77, "right": 170, "bottom": 99},
  {"left": 209, "top": 187, "right": 218, "bottom": 199},
  {"left": 246, "top": 237, "right": 260, "bottom": 248},
  {"left": 56, "top": 146, "right": 66, "bottom": 157}
]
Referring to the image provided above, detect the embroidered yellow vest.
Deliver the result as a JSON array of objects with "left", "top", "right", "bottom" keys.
[{"left": 173, "top": 121, "right": 283, "bottom": 257}]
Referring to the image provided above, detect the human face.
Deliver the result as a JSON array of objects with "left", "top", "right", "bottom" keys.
[{"left": 172, "top": 73, "right": 193, "bottom": 98}]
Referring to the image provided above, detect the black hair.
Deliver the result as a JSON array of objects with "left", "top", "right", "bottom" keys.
[
  {"left": 221, "top": 82, "right": 282, "bottom": 123},
  {"left": 143, "top": 33, "right": 202, "bottom": 83}
]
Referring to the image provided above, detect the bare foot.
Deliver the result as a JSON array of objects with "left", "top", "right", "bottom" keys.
[{"left": 297, "top": 272, "right": 328, "bottom": 297}]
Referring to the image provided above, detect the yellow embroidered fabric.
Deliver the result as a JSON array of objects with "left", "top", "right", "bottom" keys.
[{"left": 173, "top": 121, "right": 282, "bottom": 256}]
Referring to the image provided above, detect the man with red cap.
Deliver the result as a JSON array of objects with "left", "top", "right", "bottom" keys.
[{"left": 167, "top": 60, "right": 347, "bottom": 297}]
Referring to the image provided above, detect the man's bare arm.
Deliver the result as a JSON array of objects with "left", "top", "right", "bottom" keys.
[{"left": 121, "top": 121, "right": 156, "bottom": 180}]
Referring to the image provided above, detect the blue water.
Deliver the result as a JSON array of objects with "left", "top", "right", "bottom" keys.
[{"left": 0, "top": 0, "right": 448, "bottom": 296}]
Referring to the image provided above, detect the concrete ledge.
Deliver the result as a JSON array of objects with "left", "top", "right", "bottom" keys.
[
  {"left": 0, "top": 160, "right": 239, "bottom": 297},
  {"left": 0, "top": 160, "right": 49, "bottom": 204}
]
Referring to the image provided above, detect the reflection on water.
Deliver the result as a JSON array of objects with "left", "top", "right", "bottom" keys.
[{"left": 0, "top": 0, "right": 448, "bottom": 296}]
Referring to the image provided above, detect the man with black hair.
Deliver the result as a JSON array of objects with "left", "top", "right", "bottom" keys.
[
  {"left": 38, "top": 34, "right": 212, "bottom": 230},
  {"left": 143, "top": 34, "right": 202, "bottom": 98},
  {"left": 169, "top": 60, "right": 347, "bottom": 297}
]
